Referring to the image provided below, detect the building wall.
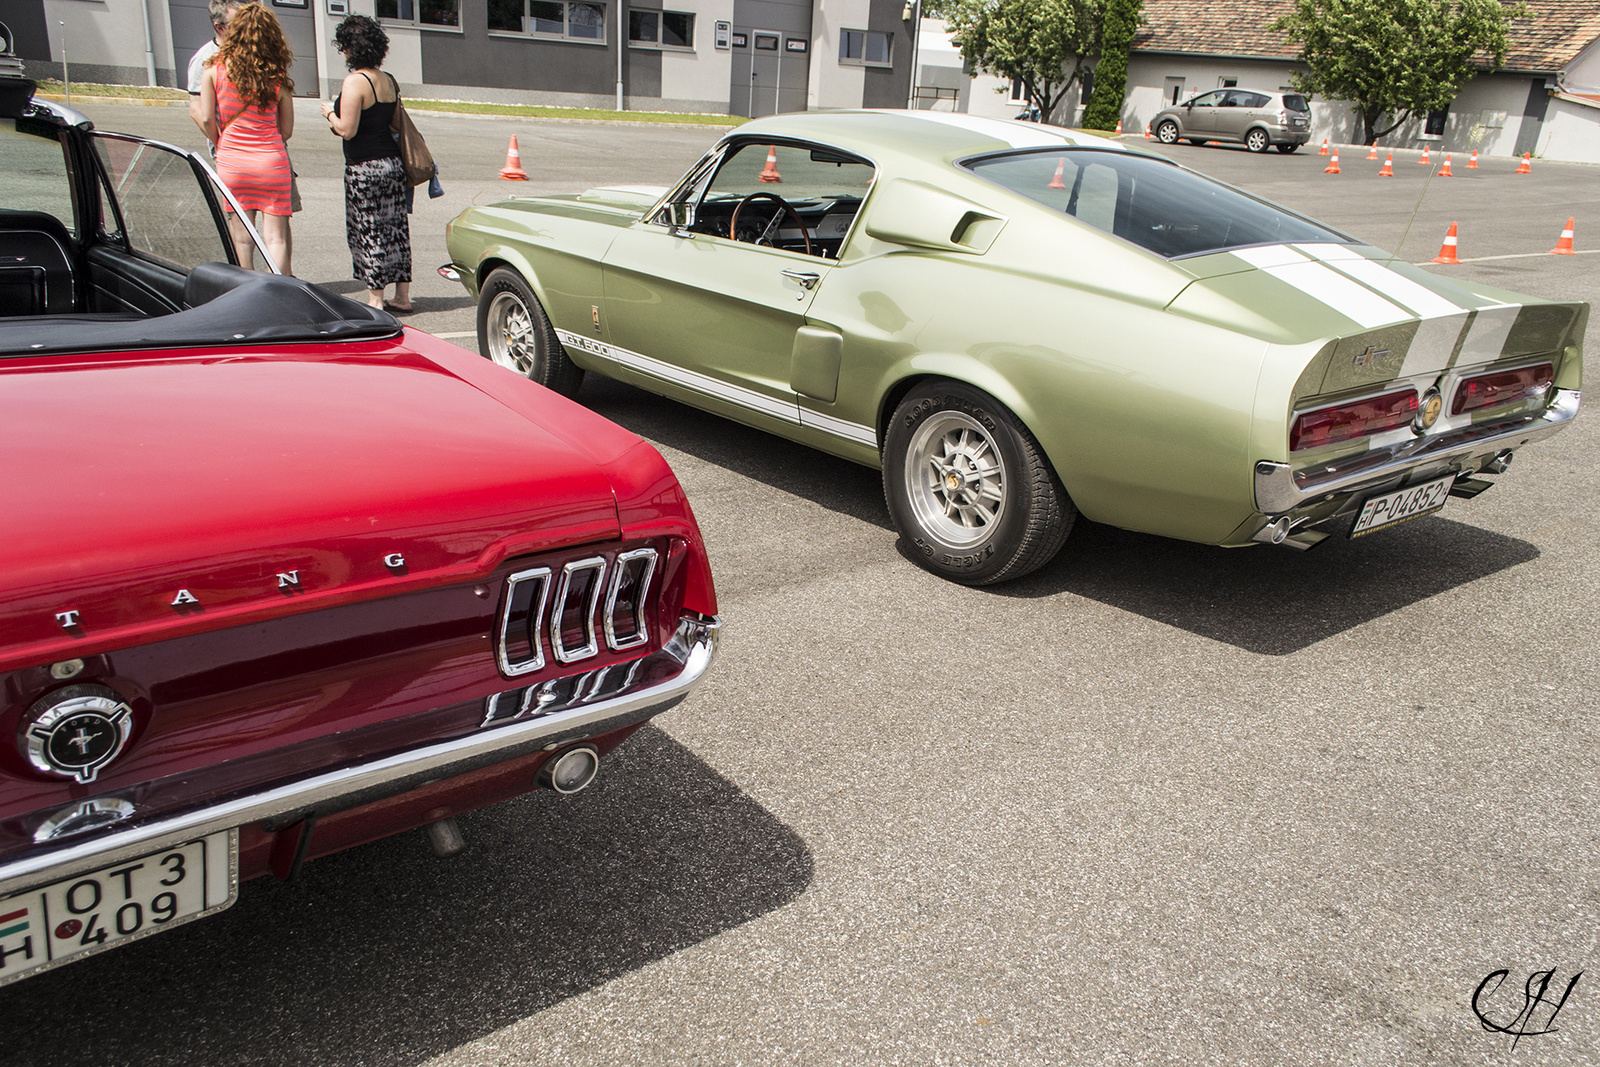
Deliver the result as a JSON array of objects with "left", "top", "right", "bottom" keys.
[
  {"left": 658, "top": 0, "right": 733, "bottom": 107},
  {"left": 1564, "top": 37, "right": 1600, "bottom": 93},
  {"left": 1541, "top": 95, "right": 1600, "bottom": 162},
  {"left": 807, "top": 0, "right": 867, "bottom": 109},
  {"left": 27, "top": 0, "right": 182, "bottom": 87}
]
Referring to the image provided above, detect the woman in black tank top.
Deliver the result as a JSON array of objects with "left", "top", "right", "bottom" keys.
[{"left": 321, "top": 15, "right": 412, "bottom": 311}]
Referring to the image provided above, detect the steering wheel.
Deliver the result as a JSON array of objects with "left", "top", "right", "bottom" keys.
[{"left": 728, "top": 192, "right": 814, "bottom": 257}]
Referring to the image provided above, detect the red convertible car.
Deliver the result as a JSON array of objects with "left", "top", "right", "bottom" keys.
[{"left": 0, "top": 87, "right": 719, "bottom": 985}]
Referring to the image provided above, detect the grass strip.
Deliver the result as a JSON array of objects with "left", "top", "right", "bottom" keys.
[
  {"left": 405, "top": 99, "right": 745, "bottom": 126},
  {"left": 35, "top": 79, "right": 188, "bottom": 100}
]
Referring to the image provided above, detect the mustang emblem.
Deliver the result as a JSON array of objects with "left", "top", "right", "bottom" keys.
[
  {"left": 21, "top": 685, "right": 135, "bottom": 784},
  {"left": 1353, "top": 345, "right": 1393, "bottom": 367}
]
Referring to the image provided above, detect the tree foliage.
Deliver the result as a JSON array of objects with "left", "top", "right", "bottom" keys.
[
  {"left": 942, "top": 0, "right": 1106, "bottom": 124},
  {"left": 1080, "top": 0, "right": 1141, "bottom": 130},
  {"left": 1274, "top": 0, "right": 1529, "bottom": 144}
]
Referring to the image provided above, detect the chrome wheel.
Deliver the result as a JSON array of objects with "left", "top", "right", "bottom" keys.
[
  {"left": 904, "top": 410, "right": 1007, "bottom": 547},
  {"left": 1246, "top": 128, "right": 1270, "bottom": 153},
  {"left": 486, "top": 291, "right": 540, "bottom": 377},
  {"left": 1157, "top": 120, "right": 1179, "bottom": 145}
]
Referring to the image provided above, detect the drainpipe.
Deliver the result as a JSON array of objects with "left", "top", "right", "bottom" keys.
[
  {"left": 905, "top": 1, "right": 921, "bottom": 109},
  {"left": 138, "top": 0, "right": 158, "bottom": 86},
  {"left": 615, "top": 2, "right": 625, "bottom": 110}
]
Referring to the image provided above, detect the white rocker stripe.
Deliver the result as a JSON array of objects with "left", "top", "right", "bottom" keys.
[
  {"left": 800, "top": 408, "right": 878, "bottom": 446},
  {"left": 558, "top": 329, "right": 873, "bottom": 447}
]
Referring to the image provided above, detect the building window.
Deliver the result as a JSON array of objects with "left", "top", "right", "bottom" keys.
[
  {"left": 377, "top": 0, "right": 460, "bottom": 28},
  {"left": 486, "top": 0, "right": 606, "bottom": 40},
  {"left": 629, "top": 9, "right": 694, "bottom": 49},
  {"left": 839, "top": 29, "right": 891, "bottom": 67},
  {"left": 1424, "top": 108, "right": 1448, "bottom": 136},
  {"left": 1009, "top": 77, "right": 1025, "bottom": 103},
  {"left": 754, "top": 32, "right": 779, "bottom": 51}
]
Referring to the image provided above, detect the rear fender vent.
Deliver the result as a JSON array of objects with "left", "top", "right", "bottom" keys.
[
  {"left": 552, "top": 557, "right": 607, "bottom": 664},
  {"left": 604, "top": 548, "right": 658, "bottom": 652}
]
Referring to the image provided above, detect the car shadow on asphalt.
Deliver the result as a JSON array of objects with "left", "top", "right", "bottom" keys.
[
  {"left": 996, "top": 515, "right": 1540, "bottom": 655},
  {"left": 0, "top": 727, "right": 812, "bottom": 1067},
  {"left": 581, "top": 375, "right": 893, "bottom": 531}
]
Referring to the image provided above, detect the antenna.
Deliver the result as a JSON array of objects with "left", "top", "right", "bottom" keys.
[{"left": 1392, "top": 157, "right": 1440, "bottom": 264}]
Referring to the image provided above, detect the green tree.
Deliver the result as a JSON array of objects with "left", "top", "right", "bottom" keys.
[
  {"left": 1273, "top": 0, "right": 1528, "bottom": 144},
  {"left": 942, "top": 0, "right": 1106, "bottom": 124},
  {"left": 1080, "top": 0, "right": 1141, "bottom": 130}
]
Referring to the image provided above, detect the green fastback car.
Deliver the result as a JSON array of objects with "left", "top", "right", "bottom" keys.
[{"left": 442, "top": 111, "right": 1584, "bottom": 585}]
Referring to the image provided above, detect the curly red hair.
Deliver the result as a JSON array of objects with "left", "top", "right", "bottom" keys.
[{"left": 214, "top": 3, "right": 294, "bottom": 108}]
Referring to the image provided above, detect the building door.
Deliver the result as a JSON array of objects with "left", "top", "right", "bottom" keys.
[
  {"left": 728, "top": 0, "right": 811, "bottom": 117},
  {"left": 266, "top": 0, "right": 318, "bottom": 97}
]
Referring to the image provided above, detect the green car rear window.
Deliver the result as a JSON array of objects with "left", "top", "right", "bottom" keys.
[{"left": 962, "top": 149, "right": 1349, "bottom": 259}]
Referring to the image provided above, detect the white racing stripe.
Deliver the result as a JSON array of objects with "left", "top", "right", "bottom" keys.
[
  {"left": 1399, "top": 313, "right": 1469, "bottom": 376},
  {"left": 1298, "top": 244, "right": 1463, "bottom": 319},
  {"left": 886, "top": 110, "right": 1077, "bottom": 149},
  {"left": 800, "top": 408, "right": 878, "bottom": 446},
  {"left": 1456, "top": 305, "right": 1520, "bottom": 365},
  {"left": 1233, "top": 245, "right": 1408, "bottom": 328}
]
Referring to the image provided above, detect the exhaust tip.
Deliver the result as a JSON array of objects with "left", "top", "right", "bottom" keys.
[
  {"left": 539, "top": 744, "right": 600, "bottom": 795},
  {"left": 1252, "top": 516, "right": 1291, "bottom": 545},
  {"left": 1482, "top": 450, "right": 1514, "bottom": 474},
  {"left": 425, "top": 816, "right": 466, "bottom": 857}
]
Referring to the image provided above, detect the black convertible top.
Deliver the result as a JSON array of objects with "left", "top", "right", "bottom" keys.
[{"left": 0, "top": 264, "right": 401, "bottom": 357}]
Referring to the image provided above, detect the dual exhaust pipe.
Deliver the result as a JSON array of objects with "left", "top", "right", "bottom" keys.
[{"left": 423, "top": 743, "right": 602, "bottom": 858}]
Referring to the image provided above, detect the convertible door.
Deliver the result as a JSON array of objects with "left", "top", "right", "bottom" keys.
[{"left": 599, "top": 222, "right": 827, "bottom": 435}]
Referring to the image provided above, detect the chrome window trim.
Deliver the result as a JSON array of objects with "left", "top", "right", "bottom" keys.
[
  {"left": 604, "top": 547, "right": 658, "bottom": 651},
  {"left": 497, "top": 566, "right": 552, "bottom": 677},
  {"left": 551, "top": 556, "right": 606, "bottom": 663}
]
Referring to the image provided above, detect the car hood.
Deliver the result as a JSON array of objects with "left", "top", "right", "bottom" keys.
[{"left": 0, "top": 338, "right": 631, "bottom": 669}]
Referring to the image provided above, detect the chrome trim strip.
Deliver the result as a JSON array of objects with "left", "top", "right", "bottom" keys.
[
  {"left": 550, "top": 556, "right": 606, "bottom": 664},
  {"left": 556, "top": 329, "right": 800, "bottom": 424},
  {"left": 603, "top": 548, "right": 657, "bottom": 652},
  {"left": 1256, "top": 388, "right": 1579, "bottom": 513},
  {"left": 496, "top": 566, "right": 551, "bottom": 677},
  {"left": 0, "top": 615, "right": 720, "bottom": 899}
]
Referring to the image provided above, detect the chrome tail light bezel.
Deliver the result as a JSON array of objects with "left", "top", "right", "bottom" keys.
[
  {"left": 497, "top": 566, "right": 552, "bottom": 677},
  {"left": 550, "top": 556, "right": 607, "bottom": 664},
  {"left": 604, "top": 548, "right": 658, "bottom": 652}
]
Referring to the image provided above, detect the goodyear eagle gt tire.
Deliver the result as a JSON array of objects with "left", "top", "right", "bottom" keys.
[
  {"left": 477, "top": 267, "right": 584, "bottom": 397},
  {"left": 884, "top": 381, "right": 1075, "bottom": 585}
]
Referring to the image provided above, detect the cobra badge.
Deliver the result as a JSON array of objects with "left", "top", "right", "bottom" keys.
[{"left": 20, "top": 685, "right": 135, "bottom": 784}]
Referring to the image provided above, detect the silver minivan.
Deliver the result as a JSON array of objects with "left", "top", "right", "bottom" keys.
[{"left": 1151, "top": 88, "right": 1311, "bottom": 153}]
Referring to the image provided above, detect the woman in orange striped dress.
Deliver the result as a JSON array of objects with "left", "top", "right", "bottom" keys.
[{"left": 197, "top": 3, "right": 294, "bottom": 275}]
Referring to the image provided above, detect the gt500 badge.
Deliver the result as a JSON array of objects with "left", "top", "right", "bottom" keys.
[{"left": 20, "top": 685, "right": 135, "bottom": 784}]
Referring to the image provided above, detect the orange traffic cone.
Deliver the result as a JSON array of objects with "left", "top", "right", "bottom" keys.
[
  {"left": 1114, "top": 120, "right": 1123, "bottom": 134},
  {"left": 1431, "top": 222, "right": 1461, "bottom": 264},
  {"left": 1143, "top": 124, "right": 1152, "bottom": 139},
  {"left": 1379, "top": 153, "right": 1394, "bottom": 177},
  {"left": 1324, "top": 149, "right": 1340, "bottom": 174},
  {"left": 1319, "top": 138, "right": 1329, "bottom": 155},
  {"left": 1366, "top": 144, "right": 1378, "bottom": 160},
  {"left": 1418, "top": 145, "right": 1431, "bottom": 165},
  {"left": 1467, "top": 149, "right": 1479, "bottom": 169},
  {"left": 1550, "top": 216, "right": 1576, "bottom": 254},
  {"left": 1516, "top": 152, "right": 1532, "bottom": 174},
  {"left": 1047, "top": 157, "right": 1066, "bottom": 189},
  {"left": 1438, "top": 154, "right": 1453, "bottom": 177},
  {"left": 758, "top": 145, "right": 783, "bottom": 183},
  {"left": 499, "top": 135, "right": 527, "bottom": 180}
]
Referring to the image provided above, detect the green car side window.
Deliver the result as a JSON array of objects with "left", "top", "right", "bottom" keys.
[{"left": 963, "top": 148, "right": 1351, "bottom": 259}]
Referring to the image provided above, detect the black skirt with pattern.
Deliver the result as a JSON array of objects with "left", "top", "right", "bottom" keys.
[{"left": 343, "top": 156, "right": 411, "bottom": 289}]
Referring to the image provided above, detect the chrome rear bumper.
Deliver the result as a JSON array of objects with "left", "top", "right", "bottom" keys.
[
  {"left": 1255, "top": 389, "right": 1579, "bottom": 514},
  {"left": 0, "top": 614, "right": 720, "bottom": 898}
]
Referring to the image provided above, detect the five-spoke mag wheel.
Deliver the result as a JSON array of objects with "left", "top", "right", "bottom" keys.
[{"left": 884, "top": 381, "right": 1074, "bottom": 585}]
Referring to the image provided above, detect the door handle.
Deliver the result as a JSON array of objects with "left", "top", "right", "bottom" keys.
[{"left": 781, "top": 269, "right": 820, "bottom": 290}]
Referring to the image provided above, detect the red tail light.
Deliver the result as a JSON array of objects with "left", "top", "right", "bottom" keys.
[
  {"left": 1451, "top": 363, "right": 1553, "bottom": 415},
  {"left": 1290, "top": 390, "right": 1418, "bottom": 451}
]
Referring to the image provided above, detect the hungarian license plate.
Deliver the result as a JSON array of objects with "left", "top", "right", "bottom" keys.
[
  {"left": 0, "top": 830, "right": 237, "bottom": 986},
  {"left": 1350, "top": 474, "right": 1455, "bottom": 537}
]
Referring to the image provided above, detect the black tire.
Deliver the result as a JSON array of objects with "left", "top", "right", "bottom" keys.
[
  {"left": 1276, "top": 142, "right": 1299, "bottom": 154},
  {"left": 1188, "top": 138, "right": 1207, "bottom": 147},
  {"left": 1156, "top": 120, "right": 1180, "bottom": 145},
  {"left": 883, "top": 381, "right": 1074, "bottom": 585},
  {"left": 1245, "top": 127, "right": 1271, "bottom": 153},
  {"left": 476, "top": 267, "right": 584, "bottom": 397}
]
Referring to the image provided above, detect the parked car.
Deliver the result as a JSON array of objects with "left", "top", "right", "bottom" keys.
[
  {"left": 442, "top": 110, "right": 1583, "bottom": 585},
  {"left": 1151, "top": 88, "right": 1312, "bottom": 152},
  {"left": 0, "top": 89, "right": 720, "bottom": 987}
]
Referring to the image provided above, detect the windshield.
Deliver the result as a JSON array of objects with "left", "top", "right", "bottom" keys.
[{"left": 962, "top": 148, "right": 1350, "bottom": 259}]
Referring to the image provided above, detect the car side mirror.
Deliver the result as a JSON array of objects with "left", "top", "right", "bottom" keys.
[{"left": 665, "top": 200, "right": 695, "bottom": 237}]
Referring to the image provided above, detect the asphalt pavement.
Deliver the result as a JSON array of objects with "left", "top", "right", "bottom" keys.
[{"left": 4, "top": 101, "right": 1598, "bottom": 1067}]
